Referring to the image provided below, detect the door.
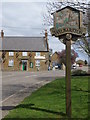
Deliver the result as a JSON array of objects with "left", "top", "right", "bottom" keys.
[{"left": 22, "top": 60, "right": 27, "bottom": 71}]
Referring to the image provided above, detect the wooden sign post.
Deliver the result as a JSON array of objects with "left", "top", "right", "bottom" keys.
[
  {"left": 50, "top": 6, "right": 86, "bottom": 118},
  {"left": 66, "top": 34, "right": 72, "bottom": 117}
]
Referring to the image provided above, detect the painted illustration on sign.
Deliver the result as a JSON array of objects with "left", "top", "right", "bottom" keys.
[{"left": 54, "top": 8, "right": 79, "bottom": 29}]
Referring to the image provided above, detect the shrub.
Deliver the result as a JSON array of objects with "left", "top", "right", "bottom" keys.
[{"left": 71, "top": 69, "right": 87, "bottom": 76}]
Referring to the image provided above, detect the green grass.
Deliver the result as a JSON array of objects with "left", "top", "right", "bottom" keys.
[{"left": 3, "top": 76, "right": 89, "bottom": 119}]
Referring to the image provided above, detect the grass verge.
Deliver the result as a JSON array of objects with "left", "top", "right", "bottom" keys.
[{"left": 3, "top": 76, "right": 89, "bottom": 119}]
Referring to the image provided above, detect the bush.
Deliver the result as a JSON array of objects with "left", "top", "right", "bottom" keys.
[{"left": 71, "top": 69, "right": 87, "bottom": 76}]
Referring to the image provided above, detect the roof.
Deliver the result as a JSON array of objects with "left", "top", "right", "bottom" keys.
[
  {"left": 52, "top": 52, "right": 59, "bottom": 56},
  {"left": 51, "top": 6, "right": 82, "bottom": 15},
  {"left": 0, "top": 36, "right": 48, "bottom": 51}
]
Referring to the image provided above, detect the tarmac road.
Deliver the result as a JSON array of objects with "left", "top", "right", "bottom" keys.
[{"left": 0, "top": 70, "right": 65, "bottom": 118}]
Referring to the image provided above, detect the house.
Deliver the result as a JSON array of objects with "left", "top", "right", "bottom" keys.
[
  {"left": 0, "top": 30, "right": 49, "bottom": 71},
  {"left": 51, "top": 52, "right": 60, "bottom": 67}
]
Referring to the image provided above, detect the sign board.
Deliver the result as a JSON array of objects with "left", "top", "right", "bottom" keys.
[
  {"left": 54, "top": 7, "right": 79, "bottom": 29},
  {"left": 50, "top": 6, "right": 86, "bottom": 38}
]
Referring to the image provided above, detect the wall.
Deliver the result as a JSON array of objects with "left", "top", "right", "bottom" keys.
[
  {"left": 2, "top": 51, "right": 49, "bottom": 71},
  {"left": 51, "top": 52, "right": 60, "bottom": 66}
]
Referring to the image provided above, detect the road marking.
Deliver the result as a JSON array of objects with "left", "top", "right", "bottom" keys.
[
  {"left": 19, "top": 88, "right": 27, "bottom": 92},
  {"left": 0, "top": 93, "right": 16, "bottom": 104},
  {"left": 0, "top": 87, "right": 28, "bottom": 104},
  {"left": 1, "top": 75, "right": 14, "bottom": 78},
  {"left": 25, "top": 76, "right": 31, "bottom": 78},
  {"left": 25, "top": 75, "right": 37, "bottom": 78},
  {"left": 32, "top": 75, "right": 37, "bottom": 77},
  {"left": 36, "top": 81, "right": 46, "bottom": 84},
  {"left": 36, "top": 81, "right": 42, "bottom": 84},
  {"left": 1, "top": 79, "right": 45, "bottom": 104},
  {"left": 1, "top": 80, "right": 43, "bottom": 104}
]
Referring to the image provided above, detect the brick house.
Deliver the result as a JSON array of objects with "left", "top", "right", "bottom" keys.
[
  {"left": 51, "top": 52, "right": 60, "bottom": 67},
  {"left": 0, "top": 30, "right": 49, "bottom": 71}
]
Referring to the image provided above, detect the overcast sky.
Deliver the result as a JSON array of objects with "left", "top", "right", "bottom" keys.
[{"left": 0, "top": 0, "right": 89, "bottom": 61}]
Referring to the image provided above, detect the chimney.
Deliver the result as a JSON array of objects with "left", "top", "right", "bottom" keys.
[
  {"left": 1, "top": 30, "right": 4, "bottom": 38},
  {"left": 45, "top": 29, "right": 49, "bottom": 51}
]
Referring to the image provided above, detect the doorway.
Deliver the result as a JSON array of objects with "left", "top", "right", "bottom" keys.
[{"left": 22, "top": 60, "right": 27, "bottom": 71}]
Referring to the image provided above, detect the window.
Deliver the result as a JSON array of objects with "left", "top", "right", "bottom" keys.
[
  {"left": 35, "top": 60, "right": 40, "bottom": 67},
  {"left": 36, "top": 52, "right": 40, "bottom": 56},
  {"left": 9, "top": 52, "right": 14, "bottom": 56},
  {"left": 22, "top": 52, "right": 27, "bottom": 56},
  {"left": 8, "top": 60, "right": 14, "bottom": 67}
]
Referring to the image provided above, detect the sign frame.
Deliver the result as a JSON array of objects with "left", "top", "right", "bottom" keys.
[{"left": 50, "top": 6, "right": 86, "bottom": 41}]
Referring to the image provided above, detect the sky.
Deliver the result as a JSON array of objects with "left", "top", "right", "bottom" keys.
[{"left": 0, "top": 0, "right": 89, "bottom": 61}]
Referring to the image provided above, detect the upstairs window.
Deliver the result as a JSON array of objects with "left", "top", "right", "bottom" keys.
[
  {"left": 36, "top": 52, "right": 40, "bottom": 56},
  {"left": 9, "top": 52, "right": 14, "bottom": 56},
  {"left": 22, "top": 52, "right": 27, "bottom": 56},
  {"left": 8, "top": 60, "right": 14, "bottom": 67},
  {"left": 35, "top": 60, "right": 40, "bottom": 67}
]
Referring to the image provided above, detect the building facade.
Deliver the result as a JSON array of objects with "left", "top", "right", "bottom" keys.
[
  {"left": 51, "top": 52, "right": 60, "bottom": 67},
  {"left": 0, "top": 30, "right": 49, "bottom": 71}
]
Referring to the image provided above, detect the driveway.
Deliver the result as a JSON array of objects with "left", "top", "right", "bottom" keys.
[{"left": 0, "top": 70, "right": 65, "bottom": 119}]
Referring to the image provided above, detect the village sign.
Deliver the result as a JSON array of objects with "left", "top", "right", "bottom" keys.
[{"left": 50, "top": 6, "right": 86, "bottom": 117}]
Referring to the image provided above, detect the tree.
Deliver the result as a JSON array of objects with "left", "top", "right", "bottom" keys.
[
  {"left": 73, "top": 3, "right": 90, "bottom": 57},
  {"left": 43, "top": 0, "right": 88, "bottom": 26},
  {"left": 73, "top": 36, "right": 90, "bottom": 57},
  {"left": 43, "top": 0, "right": 90, "bottom": 56},
  {"left": 58, "top": 49, "right": 78, "bottom": 65}
]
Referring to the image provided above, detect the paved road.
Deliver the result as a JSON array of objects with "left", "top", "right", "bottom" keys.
[
  {"left": 2, "top": 70, "right": 65, "bottom": 101},
  {"left": 1, "top": 66, "right": 88, "bottom": 102},
  {"left": 0, "top": 70, "right": 65, "bottom": 118}
]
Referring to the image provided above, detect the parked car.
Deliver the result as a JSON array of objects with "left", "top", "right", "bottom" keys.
[
  {"left": 58, "top": 64, "right": 61, "bottom": 69},
  {"left": 55, "top": 64, "right": 61, "bottom": 69},
  {"left": 55, "top": 65, "right": 58, "bottom": 69},
  {"left": 76, "top": 64, "right": 79, "bottom": 67},
  {"left": 71, "top": 65, "right": 77, "bottom": 69}
]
